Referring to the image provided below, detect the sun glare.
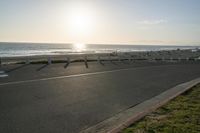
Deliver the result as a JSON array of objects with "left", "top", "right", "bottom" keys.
[
  {"left": 65, "top": 5, "right": 95, "bottom": 37},
  {"left": 73, "top": 43, "right": 86, "bottom": 51}
]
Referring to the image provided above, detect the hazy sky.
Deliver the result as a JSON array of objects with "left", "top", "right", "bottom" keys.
[{"left": 0, "top": 0, "right": 200, "bottom": 45}]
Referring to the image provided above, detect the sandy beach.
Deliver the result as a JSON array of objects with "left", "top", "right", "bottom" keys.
[{"left": 0, "top": 49, "right": 200, "bottom": 65}]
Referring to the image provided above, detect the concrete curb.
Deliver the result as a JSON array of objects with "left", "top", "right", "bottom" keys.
[{"left": 80, "top": 77, "right": 200, "bottom": 133}]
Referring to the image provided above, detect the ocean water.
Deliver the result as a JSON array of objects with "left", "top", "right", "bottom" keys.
[{"left": 0, "top": 42, "right": 199, "bottom": 57}]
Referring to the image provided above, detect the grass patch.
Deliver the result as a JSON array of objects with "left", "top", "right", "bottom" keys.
[{"left": 122, "top": 84, "right": 200, "bottom": 133}]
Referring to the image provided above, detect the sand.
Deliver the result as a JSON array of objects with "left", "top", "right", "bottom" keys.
[{"left": 0, "top": 49, "right": 200, "bottom": 65}]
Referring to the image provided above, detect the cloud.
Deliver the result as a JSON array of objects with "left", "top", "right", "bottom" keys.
[{"left": 138, "top": 19, "right": 168, "bottom": 25}]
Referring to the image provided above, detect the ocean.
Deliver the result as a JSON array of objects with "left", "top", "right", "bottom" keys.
[{"left": 0, "top": 42, "right": 199, "bottom": 57}]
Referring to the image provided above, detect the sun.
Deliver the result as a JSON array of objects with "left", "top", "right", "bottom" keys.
[{"left": 65, "top": 5, "right": 95, "bottom": 37}]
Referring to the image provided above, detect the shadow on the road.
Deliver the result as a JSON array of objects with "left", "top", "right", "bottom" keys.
[
  {"left": 6, "top": 64, "right": 29, "bottom": 73},
  {"left": 99, "top": 60, "right": 105, "bottom": 66},
  {"left": 121, "top": 60, "right": 130, "bottom": 65},
  {"left": 37, "top": 64, "right": 49, "bottom": 71},
  {"left": 110, "top": 60, "right": 118, "bottom": 65}
]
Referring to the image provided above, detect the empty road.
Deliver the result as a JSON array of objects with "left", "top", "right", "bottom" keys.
[{"left": 0, "top": 61, "right": 200, "bottom": 133}]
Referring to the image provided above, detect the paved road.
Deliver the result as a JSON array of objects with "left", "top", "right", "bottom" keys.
[{"left": 0, "top": 61, "right": 200, "bottom": 133}]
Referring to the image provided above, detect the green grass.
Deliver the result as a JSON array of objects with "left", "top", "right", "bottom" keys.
[{"left": 122, "top": 84, "right": 200, "bottom": 133}]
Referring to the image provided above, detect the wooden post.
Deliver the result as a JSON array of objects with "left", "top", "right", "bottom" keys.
[
  {"left": 67, "top": 57, "right": 70, "bottom": 64},
  {"left": 64, "top": 57, "right": 70, "bottom": 68},
  {"left": 98, "top": 56, "right": 101, "bottom": 63},
  {"left": 109, "top": 54, "right": 111, "bottom": 62},
  {"left": 0, "top": 57, "right": 2, "bottom": 67},
  {"left": 84, "top": 56, "right": 88, "bottom": 68},
  {"left": 48, "top": 57, "right": 52, "bottom": 65},
  {"left": 129, "top": 55, "right": 131, "bottom": 62},
  {"left": 26, "top": 58, "right": 30, "bottom": 64},
  {"left": 131, "top": 57, "right": 134, "bottom": 62}
]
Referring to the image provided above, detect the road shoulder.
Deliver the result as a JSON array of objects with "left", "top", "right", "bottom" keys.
[{"left": 80, "top": 77, "right": 200, "bottom": 133}]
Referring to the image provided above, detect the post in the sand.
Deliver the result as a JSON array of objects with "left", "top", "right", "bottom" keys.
[
  {"left": 0, "top": 57, "right": 2, "bottom": 67},
  {"left": 26, "top": 57, "right": 30, "bottom": 64},
  {"left": 98, "top": 56, "right": 101, "bottom": 63},
  {"left": 48, "top": 57, "right": 52, "bottom": 65},
  {"left": 129, "top": 55, "right": 131, "bottom": 62},
  {"left": 67, "top": 57, "right": 70, "bottom": 64},
  {"left": 64, "top": 57, "right": 70, "bottom": 68},
  {"left": 109, "top": 54, "right": 111, "bottom": 62},
  {"left": 84, "top": 56, "right": 88, "bottom": 68},
  {"left": 131, "top": 56, "right": 134, "bottom": 62}
]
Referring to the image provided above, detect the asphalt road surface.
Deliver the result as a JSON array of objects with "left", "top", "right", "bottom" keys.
[{"left": 0, "top": 61, "right": 200, "bottom": 133}]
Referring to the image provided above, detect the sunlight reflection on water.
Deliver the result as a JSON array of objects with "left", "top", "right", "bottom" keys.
[{"left": 73, "top": 43, "right": 86, "bottom": 52}]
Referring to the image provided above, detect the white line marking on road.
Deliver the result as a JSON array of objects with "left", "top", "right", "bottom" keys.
[
  {"left": 0, "top": 67, "right": 136, "bottom": 86},
  {"left": 0, "top": 71, "right": 5, "bottom": 74},
  {"left": 0, "top": 71, "right": 8, "bottom": 78},
  {"left": 0, "top": 74, "right": 8, "bottom": 78},
  {"left": 0, "top": 64, "right": 191, "bottom": 86}
]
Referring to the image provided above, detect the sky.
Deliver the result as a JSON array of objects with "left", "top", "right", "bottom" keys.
[{"left": 0, "top": 0, "right": 200, "bottom": 45}]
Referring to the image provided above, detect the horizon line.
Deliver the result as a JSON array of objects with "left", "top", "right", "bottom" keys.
[{"left": 0, "top": 41, "right": 200, "bottom": 46}]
